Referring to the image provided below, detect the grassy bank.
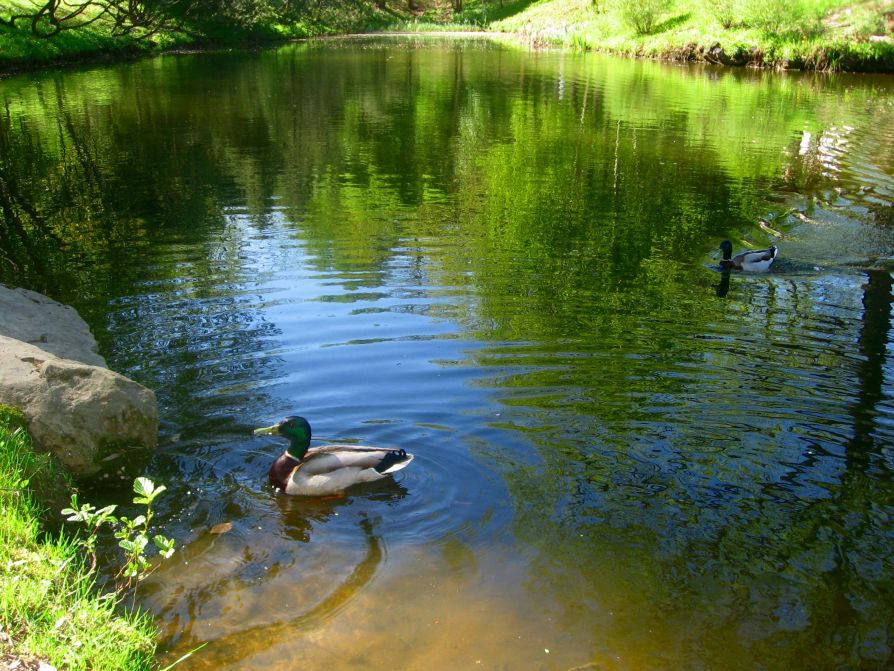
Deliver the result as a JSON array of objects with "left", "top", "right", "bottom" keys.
[
  {"left": 3, "top": 0, "right": 893, "bottom": 73},
  {"left": 379, "top": 0, "right": 894, "bottom": 71},
  {"left": 0, "top": 406, "right": 158, "bottom": 670},
  {"left": 490, "top": 0, "right": 894, "bottom": 71},
  {"left": 0, "top": 0, "right": 332, "bottom": 73},
  {"left": 0, "top": 21, "right": 303, "bottom": 74}
]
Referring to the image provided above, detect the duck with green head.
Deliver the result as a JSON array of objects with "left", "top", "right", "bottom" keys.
[
  {"left": 719, "top": 240, "right": 778, "bottom": 272},
  {"left": 253, "top": 416, "right": 414, "bottom": 496}
]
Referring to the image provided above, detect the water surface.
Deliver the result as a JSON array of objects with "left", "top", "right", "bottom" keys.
[{"left": 2, "top": 37, "right": 894, "bottom": 670}]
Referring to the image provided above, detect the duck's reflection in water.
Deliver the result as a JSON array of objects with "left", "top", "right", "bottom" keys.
[
  {"left": 146, "top": 481, "right": 407, "bottom": 666},
  {"left": 716, "top": 269, "right": 732, "bottom": 298}
]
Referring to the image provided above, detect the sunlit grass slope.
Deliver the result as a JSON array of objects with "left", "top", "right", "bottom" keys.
[
  {"left": 0, "top": 0, "right": 171, "bottom": 66},
  {"left": 0, "top": 0, "right": 317, "bottom": 70},
  {"left": 492, "top": 0, "right": 894, "bottom": 70},
  {"left": 3, "top": 0, "right": 892, "bottom": 71},
  {"left": 0, "top": 405, "right": 157, "bottom": 670}
]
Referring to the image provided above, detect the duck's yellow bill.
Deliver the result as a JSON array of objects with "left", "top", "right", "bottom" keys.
[{"left": 253, "top": 424, "right": 278, "bottom": 436}]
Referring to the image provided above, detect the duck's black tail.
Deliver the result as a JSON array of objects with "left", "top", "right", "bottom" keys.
[{"left": 375, "top": 448, "right": 413, "bottom": 474}]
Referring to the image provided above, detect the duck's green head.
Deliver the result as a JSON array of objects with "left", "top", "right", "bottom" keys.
[{"left": 253, "top": 415, "right": 311, "bottom": 459}]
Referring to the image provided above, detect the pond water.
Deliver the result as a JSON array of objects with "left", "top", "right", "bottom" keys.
[{"left": 2, "top": 36, "right": 894, "bottom": 670}]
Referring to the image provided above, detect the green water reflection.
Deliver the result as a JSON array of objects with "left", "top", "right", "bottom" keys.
[{"left": 2, "top": 37, "right": 894, "bottom": 670}]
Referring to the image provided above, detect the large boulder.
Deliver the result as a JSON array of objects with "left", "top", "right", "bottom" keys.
[
  {"left": 0, "top": 285, "right": 158, "bottom": 478},
  {"left": 0, "top": 285, "right": 106, "bottom": 367}
]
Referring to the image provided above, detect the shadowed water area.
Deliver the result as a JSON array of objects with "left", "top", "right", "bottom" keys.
[{"left": 2, "top": 36, "right": 894, "bottom": 670}]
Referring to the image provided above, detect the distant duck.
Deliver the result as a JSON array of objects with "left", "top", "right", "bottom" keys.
[
  {"left": 719, "top": 240, "right": 778, "bottom": 272},
  {"left": 254, "top": 416, "right": 414, "bottom": 496}
]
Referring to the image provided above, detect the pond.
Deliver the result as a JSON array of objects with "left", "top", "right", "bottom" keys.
[{"left": 2, "top": 36, "right": 894, "bottom": 670}]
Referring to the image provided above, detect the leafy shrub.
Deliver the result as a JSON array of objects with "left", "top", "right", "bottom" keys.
[
  {"left": 63, "top": 476, "right": 176, "bottom": 589},
  {"left": 711, "top": 0, "right": 740, "bottom": 29},
  {"left": 615, "top": 0, "right": 672, "bottom": 34},
  {"left": 570, "top": 33, "right": 591, "bottom": 50},
  {"left": 743, "top": 0, "right": 821, "bottom": 37},
  {"left": 0, "top": 417, "right": 159, "bottom": 669},
  {"left": 847, "top": 6, "right": 890, "bottom": 37}
]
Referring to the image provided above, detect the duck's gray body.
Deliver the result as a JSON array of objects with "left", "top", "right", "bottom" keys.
[
  {"left": 720, "top": 240, "right": 778, "bottom": 272},
  {"left": 256, "top": 416, "right": 414, "bottom": 496},
  {"left": 274, "top": 445, "right": 413, "bottom": 496}
]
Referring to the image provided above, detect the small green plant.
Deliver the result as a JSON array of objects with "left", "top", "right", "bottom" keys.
[
  {"left": 742, "top": 0, "right": 820, "bottom": 37},
  {"left": 570, "top": 32, "right": 591, "bottom": 50},
  {"left": 1, "top": 409, "right": 160, "bottom": 669},
  {"left": 615, "top": 0, "right": 671, "bottom": 34},
  {"left": 711, "top": 0, "right": 739, "bottom": 29},
  {"left": 63, "top": 476, "right": 175, "bottom": 587}
]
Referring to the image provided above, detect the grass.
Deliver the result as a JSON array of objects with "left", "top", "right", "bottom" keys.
[
  {"left": 0, "top": 0, "right": 304, "bottom": 71},
  {"left": 0, "top": 405, "right": 158, "bottom": 670},
  {"left": 0, "top": 1, "right": 178, "bottom": 69},
  {"left": 3, "top": 0, "right": 892, "bottom": 71},
  {"left": 490, "top": 0, "right": 894, "bottom": 70}
]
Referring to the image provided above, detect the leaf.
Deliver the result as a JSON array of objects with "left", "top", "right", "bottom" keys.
[
  {"left": 94, "top": 504, "right": 118, "bottom": 523},
  {"left": 63, "top": 505, "right": 96, "bottom": 523},
  {"left": 133, "top": 477, "right": 154, "bottom": 499},
  {"left": 134, "top": 477, "right": 166, "bottom": 505},
  {"left": 153, "top": 535, "right": 176, "bottom": 558},
  {"left": 119, "top": 535, "right": 148, "bottom": 554}
]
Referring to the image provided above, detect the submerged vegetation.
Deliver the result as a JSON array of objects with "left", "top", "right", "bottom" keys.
[{"left": 1, "top": 0, "right": 893, "bottom": 71}]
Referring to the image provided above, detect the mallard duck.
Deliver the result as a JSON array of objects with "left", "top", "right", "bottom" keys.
[
  {"left": 253, "top": 416, "right": 414, "bottom": 496},
  {"left": 720, "top": 240, "right": 778, "bottom": 272}
]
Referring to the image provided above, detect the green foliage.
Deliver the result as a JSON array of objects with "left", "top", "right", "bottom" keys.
[
  {"left": 493, "top": 0, "right": 893, "bottom": 71},
  {"left": 614, "top": 0, "right": 672, "bottom": 33},
  {"left": 0, "top": 419, "right": 157, "bottom": 669},
  {"left": 710, "top": 0, "right": 739, "bottom": 29},
  {"left": 0, "top": 0, "right": 174, "bottom": 39},
  {"left": 0, "top": 405, "right": 28, "bottom": 433},
  {"left": 63, "top": 476, "right": 176, "bottom": 586},
  {"left": 742, "top": 0, "right": 821, "bottom": 36},
  {"left": 0, "top": 0, "right": 346, "bottom": 69},
  {"left": 830, "top": 3, "right": 892, "bottom": 37},
  {"left": 0, "top": 406, "right": 71, "bottom": 513},
  {"left": 2, "top": 0, "right": 892, "bottom": 73}
]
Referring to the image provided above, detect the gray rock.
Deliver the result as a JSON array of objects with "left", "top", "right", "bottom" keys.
[
  {"left": 0, "top": 284, "right": 106, "bottom": 367},
  {"left": 0, "top": 285, "right": 158, "bottom": 478}
]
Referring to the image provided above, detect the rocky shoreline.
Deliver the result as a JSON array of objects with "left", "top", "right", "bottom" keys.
[{"left": 0, "top": 284, "right": 158, "bottom": 482}]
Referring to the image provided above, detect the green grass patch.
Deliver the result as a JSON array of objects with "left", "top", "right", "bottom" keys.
[
  {"left": 0, "top": 19, "right": 162, "bottom": 68},
  {"left": 388, "top": 19, "right": 494, "bottom": 30},
  {"left": 0, "top": 0, "right": 301, "bottom": 71},
  {"left": 491, "top": 0, "right": 894, "bottom": 71},
  {"left": 0, "top": 405, "right": 158, "bottom": 670},
  {"left": 2, "top": 0, "right": 892, "bottom": 72}
]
